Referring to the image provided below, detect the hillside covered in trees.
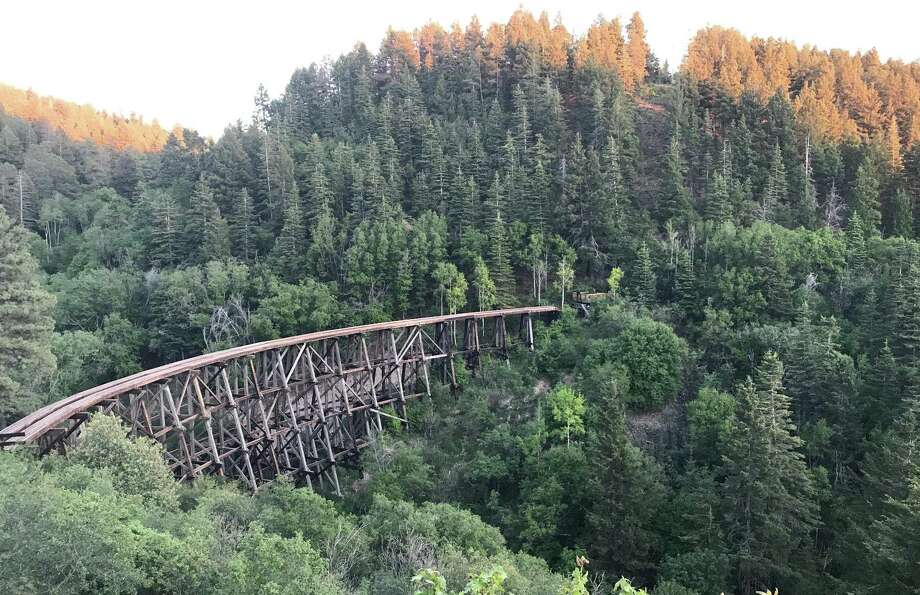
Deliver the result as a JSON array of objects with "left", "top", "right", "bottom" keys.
[
  {"left": 0, "top": 83, "right": 169, "bottom": 151},
  {"left": 1, "top": 8, "right": 920, "bottom": 594}
]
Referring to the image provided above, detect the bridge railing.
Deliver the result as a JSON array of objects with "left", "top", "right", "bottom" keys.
[{"left": 0, "top": 306, "right": 558, "bottom": 494}]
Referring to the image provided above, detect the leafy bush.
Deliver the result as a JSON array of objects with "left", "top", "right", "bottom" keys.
[
  {"left": 68, "top": 412, "right": 178, "bottom": 508},
  {"left": 586, "top": 316, "right": 687, "bottom": 409}
]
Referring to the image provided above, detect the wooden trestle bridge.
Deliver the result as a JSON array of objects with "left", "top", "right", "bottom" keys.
[{"left": 0, "top": 306, "right": 558, "bottom": 495}]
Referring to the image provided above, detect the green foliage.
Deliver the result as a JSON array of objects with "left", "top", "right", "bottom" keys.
[
  {"left": 545, "top": 384, "right": 586, "bottom": 446},
  {"left": 554, "top": 256, "right": 575, "bottom": 307},
  {"left": 433, "top": 262, "right": 468, "bottom": 315},
  {"left": 413, "top": 568, "right": 449, "bottom": 595},
  {"left": 0, "top": 453, "right": 147, "bottom": 594},
  {"left": 613, "top": 577, "right": 650, "bottom": 595},
  {"left": 850, "top": 162, "right": 881, "bottom": 234},
  {"left": 657, "top": 549, "right": 729, "bottom": 595},
  {"left": 51, "top": 314, "right": 143, "bottom": 398},
  {"left": 536, "top": 309, "right": 587, "bottom": 381},
  {"left": 274, "top": 182, "right": 306, "bottom": 280},
  {"left": 719, "top": 353, "right": 819, "bottom": 593},
  {"left": 366, "top": 495, "right": 507, "bottom": 559},
  {"left": 762, "top": 143, "right": 788, "bottom": 221},
  {"left": 585, "top": 372, "right": 668, "bottom": 582},
  {"left": 462, "top": 565, "right": 508, "bottom": 594},
  {"left": 361, "top": 440, "right": 436, "bottom": 503},
  {"left": 2, "top": 13, "right": 920, "bottom": 595},
  {"left": 69, "top": 413, "right": 178, "bottom": 508},
  {"left": 634, "top": 242, "right": 656, "bottom": 306},
  {"left": 411, "top": 565, "right": 507, "bottom": 595},
  {"left": 558, "top": 558, "right": 593, "bottom": 595},
  {"left": 593, "top": 316, "right": 687, "bottom": 409},
  {"left": 472, "top": 256, "right": 498, "bottom": 311},
  {"left": 250, "top": 278, "right": 341, "bottom": 340},
  {"left": 185, "top": 176, "right": 230, "bottom": 264},
  {"left": 659, "top": 131, "right": 691, "bottom": 226},
  {"left": 225, "top": 523, "right": 345, "bottom": 595},
  {"left": 0, "top": 207, "right": 55, "bottom": 424},
  {"left": 651, "top": 580, "right": 697, "bottom": 595},
  {"left": 686, "top": 387, "right": 735, "bottom": 462},
  {"left": 866, "top": 469, "right": 920, "bottom": 591},
  {"left": 607, "top": 266, "right": 624, "bottom": 297},
  {"left": 488, "top": 208, "right": 515, "bottom": 307}
]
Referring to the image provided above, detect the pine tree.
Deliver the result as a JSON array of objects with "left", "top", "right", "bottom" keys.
[
  {"left": 557, "top": 134, "right": 588, "bottom": 237},
  {"left": 394, "top": 251, "right": 413, "bottom": 316},
  {"left": 466, "top": 122, "right": 489, "bottom": 193},
  {"left": 861, "top": 389, "right": 920, "bottom": 591},
  {"left": 184, "top": 177, "right": 230, "bottom": 264},
  {"left": 705, "top": 170, "right": 730, "bottom": 223},
  {"left": 420, "top": 121, "right": 445, "bottom": 212},
  {"left": 586, "top": 374, "right": 667, "bottom": 582},
  {"left": 851, "top": 163, "right": 882, "bottom": 234},
  {"left": 625, "top": 12, "right": 649, "bottom": 91},
  {"left": 798, "top": 139, "right": 818, "bottom": 229},
  {"left": 720, "top": 353, "right": 818, "bottom": 595},
  {"left": 502, "top": 132, "right": 525, "bottom": 222},
  {"left": 148, "top": 188, "right": 180, "bottom": 268},
  {"left": 488, "top": 209, "right": 515, "bottom": 307},
  {"left": 660, "top": 130, "right": 691, "bottom": 226},
  {"left": 865, "top": 339, "right": 900, "bottom": 428},
  {"left": 529, "top": 135, "right": 552, "bottom": 234},
  {"left": 0, "top": 207, "right": 55, "bottom": 424},
  {"left": 756, "top": 233, "right": 792, "bottom": 320},
  {"left": 600, "top": 136, "right": 626, "bottom": 241},
  {"left": 887, "top": 115, "right": 903, "bottom": 171},
  {"left": 361, "top": 143, "right": 386, "bottom": 219},
  {"left": 405, "top": 211, "right": 446, "bottom": 310},
  {"left": 675, "top": 248, "right": 697, "bottom": 321},
  {"left": 862, "top": 387, "right": 920, "bottom": 505},
  {"left": 274, "top": 181, "right": 305, "bottom": 280},
  {"left": 635, "top": 242, "right": 656, "bottom": 307},
  {"left": 761, "top": 143, "right": 788, "bottom": 221},
  {"left": 845, "top": 212, "right": 867, "bottom": 273},
  {"left": 410, "top": 172, "right": 431, "bottom": 218},
  {"left": 484, "top": 173, "right": 504, "bottom": 228},
  {"left": 866, "top": 468, "right": 920, "bottom": 592},
  {"left": 305, "top": 189, "right": 338, "bottom": 282},
  {"left": 511, "top": 84, "right": 531, "bottom": 157},
  {"left": 589, "top": 84, "right": 608, "bottom": 149},
  {"left": 448, "top": 168, "right": 477, "bottom": 241},
  {"left": 894, "top": 264, "right": 920, "bottom": 367},
  {"left": 729, "top": 115, "right": 755, "bottom": 183},
  {"left": 231, "top": 188, "right": 255, "bottom": 262},
  {"left": 785, "top": 314, "right": 860, "bottom": 462},
  {"left": 307, "top": 168, "right": 332, "bottom": 223},
  {"left": 886, "top": 187, "right": 913, "bottom": 238},
  {"left": 536, "top": 79, "right": 566, "bottom": 149}
]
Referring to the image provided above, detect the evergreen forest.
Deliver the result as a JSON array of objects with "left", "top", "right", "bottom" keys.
[{"left": 1, "top": 9, "right": 920, "bottom": 594}]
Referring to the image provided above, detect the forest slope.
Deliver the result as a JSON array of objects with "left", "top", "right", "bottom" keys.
[
  {"left": 0, "top": 82, "right": 169, "bottom": 151},
  {"left": 0, "top": 8, "right": 919, "bottom": 595}
]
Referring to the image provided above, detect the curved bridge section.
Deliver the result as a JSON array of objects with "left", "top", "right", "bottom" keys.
[{"left": 0, "top": 307, "right": 557, "bottom": 494}]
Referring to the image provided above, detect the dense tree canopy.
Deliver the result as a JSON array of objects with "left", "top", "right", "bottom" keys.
[{"left": 1, "top": 8, "right": 919, "bottom": 594}]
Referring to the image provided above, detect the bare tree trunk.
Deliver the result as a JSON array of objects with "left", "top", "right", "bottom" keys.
[
  {"left": 532, "top": 261, "right": 537, "bottom": 299},
  {"left": 18, "top": 170, "right": 24, "bottom": 226}
]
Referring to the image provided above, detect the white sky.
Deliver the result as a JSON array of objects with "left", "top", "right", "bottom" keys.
[{"left": 2, "top": 0, "right": 917, "bottom": 138}]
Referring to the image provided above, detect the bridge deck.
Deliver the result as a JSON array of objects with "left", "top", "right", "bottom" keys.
[{"left": 0, "top": 306, "right": 558, "bottom": 493}]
